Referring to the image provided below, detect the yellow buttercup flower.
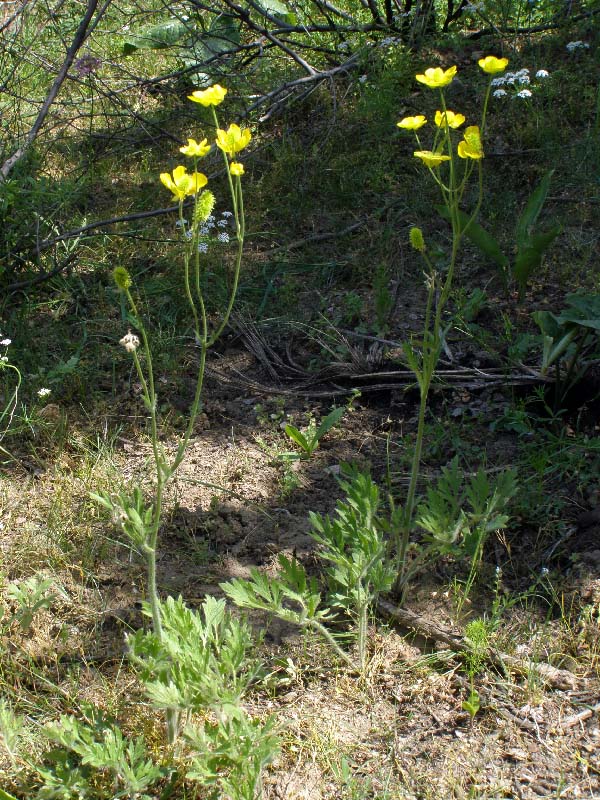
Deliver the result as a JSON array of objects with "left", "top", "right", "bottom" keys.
[
  {"left": 478, "top": 56, "right": 508, "bottom": 75},
  {"left": 434, "top": 109, "right": 465, "bottom": 129},
  {"left": 188, "top": 84, "right": 227, "bottom": 107},
  {"left": 457, "top": 126, "right": 483, "bottom": 159},
  {"left": 180, "top": 138, "right": 211, "bottom": 158},
  {"left": 160, "top": 165, "right": 208, "bottom": 201},
  {"left": 216, "top": 124, "right": 252, "bottom": 156},
  {"left": 413, "top": 150, "right": 451, "bottom": 167},
  {"left": 230, "top": 162, "right": 244, "bottom": 176},
  {"left": 397, "top": 115, "right": 427, "bottom": 130},
  {"left": 415, "top": 66, "right": 457, "bottom": 89}
]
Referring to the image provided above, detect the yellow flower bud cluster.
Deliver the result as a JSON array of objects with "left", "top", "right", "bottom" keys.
[
  {"left": 159, "top": 84, "right": 251, "bottom": 201},
  {"left": 396, "top": 57, "right": 506, "bottom": 168}
]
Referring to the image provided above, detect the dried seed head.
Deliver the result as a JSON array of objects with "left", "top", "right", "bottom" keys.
[{"left": 120, "top": 331, "right": 140, "bottom": 353}]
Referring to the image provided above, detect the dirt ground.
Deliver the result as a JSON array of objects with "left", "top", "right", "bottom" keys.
[{"left": 1, "top": 329, "right": 599, "bottom": 799}]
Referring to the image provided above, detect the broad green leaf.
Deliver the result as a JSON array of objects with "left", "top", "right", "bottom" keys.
[
  {"left": 314, "top": 406, "right": 345, "bottom": 442},
  {"left": 556, "top": 293, "right": 600, "bottom": 331},
  {"left": 532, "top": 309, "right": 562, "bottom": 339},
  {"left": 284, "top": 424, "right": 311, "bottom": 453},
  {"left": 254, "top": 0, "right": 297, "bottom": 25},
  {"left": 123, "top": 19, "right": 190, "bottom": 54},
  {"left": 90, "top": 491, "right": 114, "bottom": 512},
  {"left": 515, "top": 170, "right": 554, "bottom": 249},
  {"left": 513, "top": 225, "right": 561, "bottom": 297},
  {"left": 436, "top": 205, "right": 508, "bottom": 269}
]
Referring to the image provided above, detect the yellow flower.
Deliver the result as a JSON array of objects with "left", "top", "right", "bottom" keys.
[
  {"left": 457, "top": 126, "right": 483, "bottom": 159},
  {"left": 434, "top": 109, "right": 465, "bottom": 129},
  {"left": 160, "top": 165, "right": 208, "bottom": 201},
  {"left": 413, "top": 150, "right": 451, "bottom": 167},
  {"left": 415, "top": 66, "right": 457, "bottom": 88},
  {"left": 188, "top": 84, "right": 227, "bottom": 107},
  {"left": 230, "top": 162, "right": 244, "bottom": 176},
  {"left": 216, "top": 124, "right": 252, "bottom": 156},
  {"left": 397, "top": 115, "right": 427, "bottom": 130},
  {"left": 478, "top": 56, "right": 508, "bottom": 75},
  {"left": 179, "top": 138, "right": 211, "bottom": 158}
]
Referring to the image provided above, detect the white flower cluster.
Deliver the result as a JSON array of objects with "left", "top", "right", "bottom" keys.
[
  {"left": 380, "top": 36, "right": 401, "bottom": 47},
  {"left": 0, "top": 334, "right": 10, "bottom": 363},
  {"left": 566, "top": 41, "right": 589, "bottom": 53},
  {"left": 178, "top": 211, "right": 234, "bottom": 254},
  {"left": 492, "top": 67, "right": 549, "bottom": 100}
]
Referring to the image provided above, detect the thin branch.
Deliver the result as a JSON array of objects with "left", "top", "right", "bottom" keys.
[{"left": 0, "top": 0, "right": 109, "bottom": 181}]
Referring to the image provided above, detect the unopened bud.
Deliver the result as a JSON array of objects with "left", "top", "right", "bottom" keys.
[
  {"left": 113, "top": 267, "right": 132, "bottom": 291},
  {"left": 409, "top": 227, "right": 426, "bottom": 252},
  {"left": 194, "top": 190, "right": 216, "bottom": 225}
]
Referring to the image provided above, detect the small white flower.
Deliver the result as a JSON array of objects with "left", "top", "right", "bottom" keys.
[
  {"left": 491, "top": 76, "right": 506, "bottom": 86},
  {"left": 217, "top": 219, "right": 228, "bottom": 228},
  {"left": 536, "top": 69, "right": 549, "bottom": 78},
  {"left": 198, "top": 242, "right": 209, "bottom": 253},
  {"left": 566, "top": 40, "right": 589, "bottom": 52},
  {"left": 517, "top": 74, "right": 530, "bottom": 85},
  {"left": 516, "top": 89, "right": 532, "bottom": 98},
  {"left": 221, "top": 210, "right": 233, "bottom": 217},
  {"left": 206, "top": 215, "right": 215, "bottom": 223},
  {"left": 337, "top": 42, "right": 349, "bottom": 51},
  {"left": 0, "top": 338, "right": 11, "bottom": 346},
  {"left": 184, "top": 230, "right": 193, "bottom": 240},
  {"left": 358, "top": 74, "right": 368, "bottom": 84},
  {"left": 119, "top": 331, "right": 140, "bottom": 353},
  {"left": 540, "top": 566, "right": 549, "bottom": 576},
  {"left": 217, "top": 232, "right": 230, "bottom": 243},
  {"left": 175, "top": 219, "right": 188, "bottom": 228},
  {"left": 199, "top": 225, "right": 210, "bottom": 235},
  {"left": 0, "top": 356, "right": 8, "bottom": 363},
  {"left": 493, "top": 89, "right": 508, "bottom": 98},
  {"left": 37, "top": 387, "right": 51, "bottom": 397}
]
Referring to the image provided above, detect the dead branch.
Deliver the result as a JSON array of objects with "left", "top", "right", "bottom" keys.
[{"left": 378, "top": 600, "right": 579, "bottom": 691}]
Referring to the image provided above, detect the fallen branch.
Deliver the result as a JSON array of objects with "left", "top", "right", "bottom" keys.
[
  {"left": 560, "top": 701, "right": 600, "bottom": 730},
  {"left": 378, "top": 600, "right": 579, "bottom": 691}
]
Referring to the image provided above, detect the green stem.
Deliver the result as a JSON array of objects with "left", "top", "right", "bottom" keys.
[
  {"left": 307, "top": 619, "right": 357, "bottom": 670},
  {"left": 180, "top": 200, "right": 201, "bottom": 341}
]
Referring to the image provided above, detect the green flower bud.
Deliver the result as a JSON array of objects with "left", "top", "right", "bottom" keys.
[
  {"left": 194, "top": 190, "right": 216, "bottom": 225},
  {"left": 113, "top": 266, "right": 132, "bottom": 291},
  {"left": 409, "top": 227, "right": 426, "bottom": 252}
]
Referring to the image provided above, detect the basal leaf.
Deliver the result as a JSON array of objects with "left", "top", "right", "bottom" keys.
[
  {"left": 436, "top": 205, "right": 508, "bottom": 269},
  {"left": 513, "top": 226, "right": 561, "bottom": 297},
  {"left": 515, "top": 170, "right": 554, "bottom": 249}
]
